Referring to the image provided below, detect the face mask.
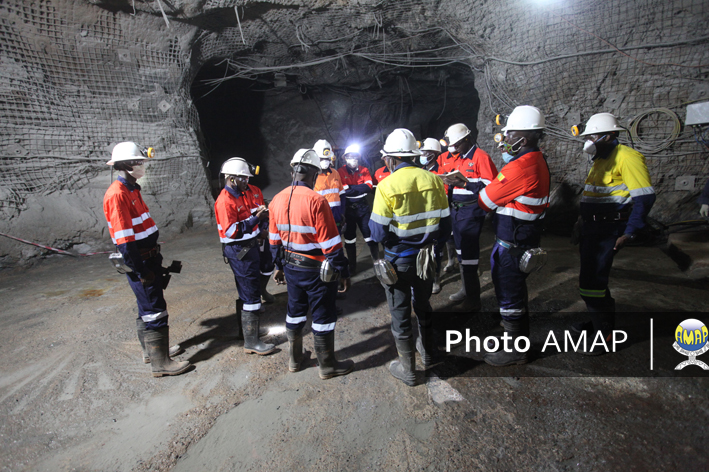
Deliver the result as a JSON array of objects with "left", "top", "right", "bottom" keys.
[
  {"left": 583, "top": 135, "right": 605, "bottom": 155},
  {"left": 501, "top": 152, "right": 515, "bottom": 164},
  {"left": 448, "top": 144, "right": 457, "bottom": 154},
  {"left": 419, "top": 155, "right": 429, "bottom": 166},
  {"left": 346, "top": 158, "right": 358, "bottom": 169},
  {"left": 127, "top": 164, "right": 145, "bottom": 179},
  {"left": 320, "top": 160, "right": 331, "bottom": 170},
  {"left": 499, "top": 137, "right": 524, "bottom": 157}
]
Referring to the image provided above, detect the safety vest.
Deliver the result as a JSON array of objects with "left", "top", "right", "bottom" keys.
[
  {"left": 581, "top": 144, "right": 654, "bottom": 208},
  {"left": 448, "top": 146, "right": 498, "bottom": 202},
  {"left": 479, "top": 150, "right": 549, "bottom": 227},
  {"left": 269, "top": 184, "right": 343, "bottom": 258},
  {"left": 370, "top": 165, "right": 450, "bottom": 243},
  {"left": 103, "top": 178, "right": 158, "bottom": 246},
  {"left": 373, "top": 166, "right": 390, "bottom": 186},
  {"left": 214, "top": 185, "right": 261, "bottom": 244},
  {"left": 338, "top": 166, "right": 373, "bottom": 201},
  {"left": 314, "top": 169, "right": 344, "bottom": 209}
]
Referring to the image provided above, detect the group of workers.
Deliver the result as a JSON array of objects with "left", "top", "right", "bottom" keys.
[{"left": 103, "top": 104, "right": 658, "bottom": 385}]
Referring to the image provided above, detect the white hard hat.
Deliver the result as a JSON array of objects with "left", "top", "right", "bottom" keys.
[
  {"left": 106, "top": 141, "right": 154, "bottom": 165},
  {"left": 502, "top": 105, "right": 545, "bottom": 132},
  {"left": 221, "top": 157, "right": 254, "bottom": 177},
  {"left": 290, "top": 149, "right": 320, "bottom": 169},
  {"left": 380, "top": 128, "right": 421, "bottom": 158},
  {"left": 580, "top": 113, "right": 624, "bottom": 136},
  {"left": 444, "top": 123, "right": 471, "bottom": 146},
  {"left": 420, "top": 137, "right": 442, "bottom": 153},
  {"left": 344, "top": 143, "right": 361, "bottom": 157},
  {"left": 313, "top": 139, "right": 333, "bottom": 159}
]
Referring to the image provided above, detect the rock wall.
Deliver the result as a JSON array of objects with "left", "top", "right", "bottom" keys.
[{"left": 1, "top": 0, "right": 707, "bottom": 266}]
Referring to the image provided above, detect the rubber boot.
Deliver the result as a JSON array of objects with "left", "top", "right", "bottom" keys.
[
  {"left": 242, "top": 311, "right": 276, "bottom": 355},
  {"left": 345, "top": 244, "right": 357, "bottom": 275},
  {"left": 286, "top": 327, "right": 304, "bottom": 372},
  {"left": 260, "top": 275, "right": 275, "bottom": 304},
  {"left": 368, "top": 242, "right": 380, "bottom": 261},
  {"left": 449, "top": 266, "right": 467, "bottom": 302},
  {"left": 234, "top": 299, "right": 244, "bottom": 339},
  {"left": 389, "top": 338, "right": 417, "bottom": 386},
  {"left": 443, "top": 240, "right": 457, "bottom": 273},
  {"left": 484, "top": 317, "right": 530, "bottom": 367},
  {"left": 144, "top": 327, "right": 191, "bottom": 377},
  {"left": 416, "top": 321, "right": 445, "bottom": 369},
  {"left": 137, "top": 318, "right": 181, "bottom": 363},
  {"left": 313, "top": 332, "right": 354, "bottom": 379},
  {"left": 432, "top": 273, "right": 442, "bottom": 294}
]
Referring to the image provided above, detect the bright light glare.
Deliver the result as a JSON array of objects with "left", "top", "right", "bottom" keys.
[{"left": 268, "top": 326, "right": 286, "bottom": 335}]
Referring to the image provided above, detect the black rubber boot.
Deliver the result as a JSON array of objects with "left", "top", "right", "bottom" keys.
[
  {"left": 234, "top": 299, "right": 244, "bottom": 339},
  {"left": 144, "top": 327, "right": 191, "bottom": 377},
  {"left": 579, "top": 309, "right": 616, "bottom": 356},
  {"left": 449, "top": 266, "right": 467, "bottom": 302},
  {"left": 286, "top": 327, "right": 304, "bottom": 372},
  {"left": 390, "top": 338, "right": 417, "bottom": 386},
  {"left": 242, "top": 310, "right": 276, "bottom": 355},
  {"left": 443, "top": 240, "right": 457, "bottom": 273},
  {"left": 314, "top": 332, "right": 354, "bottom": 379},
  {"left": 137, "top": 318, "right": 181, "bottom": 363},
  {"left": 416, "top": 321, "right": 445, "bottom": 369},
  {"left": 368, "top": 242, "right": 380, "bottom": 261},
  {"left": 463, "top": 269, "right": 481, "bottom": 312},
  {"left": 345, "top": 244, "right": 357, "bottom": 275},
  {"left": 260, "top": 275, "right": 275, "bottom": 304},
  {"left": 484, "top": 317, "right": 530, "bottom": 367}
]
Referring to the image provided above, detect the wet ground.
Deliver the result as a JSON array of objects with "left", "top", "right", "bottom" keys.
[{"left": 1, "top": 226, "right": 708, "bottom": 471}]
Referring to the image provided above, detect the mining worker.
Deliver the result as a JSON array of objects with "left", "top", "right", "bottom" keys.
[
  {"left": 369, "top": 129, "right": 451, "bottom": 386},
  {"left": 103, "top": 142, "right": 190, "bottom": 377},
  {"left": 269, "top": 149, "right": 354, "bottom": 379},
  {"left": 436, "top": 145, "right": 459, "bottom": 275},
  {"left": 573, "top": 112, "right": 656, "bottom": 354},
  {"left": 418, "top": 137, "right": 447, "bottom": 294},
  {"left": 478, "top": 106, "right": 550, "bottom": 366},
  {"left": 373, "top": 158, "right": 391, "bottom": 187},
  {"left": 313, "top": 139, "right": 346, "bottom": 233},
  {"left": 214, "top": 157, "right": 275, "bottom": 356},
  {"left": 338, "top": 144, "right": 379, "bottom": 274},
  {"left": 440, "top": 123, "right": 498, "bottom": 310}
]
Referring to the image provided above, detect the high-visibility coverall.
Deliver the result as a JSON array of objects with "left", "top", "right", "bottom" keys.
[
  {"left": 215, "top": 184, "right": 264, "bottom": 312},
  {"left": 314, "top": 167, "right": 346, "bottom": 230},
  {"left": 579, "top": 141, "right": 655, "bottom": 311},
  {"left": 369, "top": 163, "right": 451, "bottom": 340},
  {"left": 103, "top": 176, "right": 166, "bottom": 329},
  {"left": 478, "top": 148, "right": 550, "bottom": 320},
  {"left": 269, "top": 182, "right": 350, "bottom": 335},
  {"left": 337, "top": 165, "right": 375, "bottom": 248}
]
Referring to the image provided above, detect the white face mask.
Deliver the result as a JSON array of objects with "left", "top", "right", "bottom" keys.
[
  {"left": 320, "top": 160, "right": 331, "bottom": 170},
  {"left": 448, "top": 144, "right": 457, "bottom": 154},
  {"left": 583, "top": 140, "right": 596, "bottom": 155},
  {"left": 127, "top": 163, "right": 145, "bottom": 179},
  {"left": 346, "top": 158, "right": 358, "bottom": 169},
  {"left": 419, "top": 155, "right": 429, "bottom": 166}
]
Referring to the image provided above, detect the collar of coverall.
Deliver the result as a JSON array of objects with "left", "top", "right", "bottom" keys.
[
  {"left": 117, "top": 175, "right": 141, "bottom": 191},
  {"left": 225, "top": 183, "right": 245, "bottom": 199},
  {"left": 392, "top": 161, "right": 417, "bottom": 172},
  {"left": 460, "top": 143, "right": 478, "bottom": 160},
  {"left": 592, "top": 138, "right": 619, "bottom": 161}
]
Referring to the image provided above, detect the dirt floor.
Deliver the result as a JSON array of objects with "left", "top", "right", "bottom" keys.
[{"left": 1, "top": 226, "right": 708, "bottom": 471}]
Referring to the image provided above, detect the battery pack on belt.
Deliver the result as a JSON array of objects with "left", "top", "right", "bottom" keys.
[
  {"left": 140, "top": 245, "right": 160, "bottom": 260},
  {"left": 285, "top": 251, "right": 323, "bottom": 269}
]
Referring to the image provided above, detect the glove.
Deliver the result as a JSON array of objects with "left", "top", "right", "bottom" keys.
[{"left": 701, "top": 204, "right": 709, "bottom": 217}]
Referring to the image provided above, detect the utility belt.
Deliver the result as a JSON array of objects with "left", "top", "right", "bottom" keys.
[
  {"left": 223, "top": 237, "right": 259, "bottom": 262},
  {"left": 582, "top": 210, "right": 630, "bottom": 223},
  {"left": 140, "top": 245, "right": 160, "bottom": 260},
  {"left": 496, "top": 238, "right": 547, "bottom": 274},
  {"left": 451, "top": 200, "right": 477, "bottom": 210},
  {"left": 284, "top": 250, "right": 324, "bottom": 269}
]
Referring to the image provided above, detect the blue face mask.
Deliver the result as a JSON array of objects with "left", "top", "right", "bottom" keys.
[
  {"left": 419, "top": 155, "right": 429, "bottom": 166},
  {"left": 502, "top": 152, "right": 515, "bottom": 163}
]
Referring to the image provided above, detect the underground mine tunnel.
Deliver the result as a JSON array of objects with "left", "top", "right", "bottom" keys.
[{"left": 0, "top": 0, "right": 708, "bottom": 471}]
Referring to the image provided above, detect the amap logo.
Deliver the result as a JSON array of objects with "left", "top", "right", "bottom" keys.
[{"left": 673, "top": 319, "right": 709, "bottom": 370}]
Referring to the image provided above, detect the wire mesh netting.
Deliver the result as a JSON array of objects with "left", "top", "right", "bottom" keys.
[{"left": 0, "top": 0, "right": 707, "bottom": 220}]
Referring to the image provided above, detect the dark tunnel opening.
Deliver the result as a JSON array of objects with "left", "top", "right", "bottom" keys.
[{"left": 190, "top": 61, "right": 270, "bottom": 199}]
